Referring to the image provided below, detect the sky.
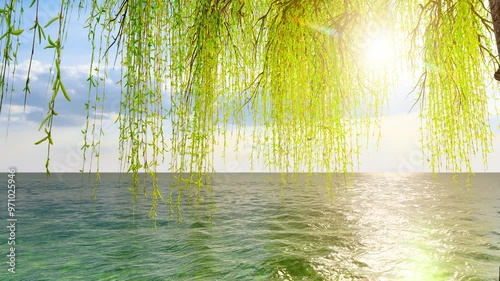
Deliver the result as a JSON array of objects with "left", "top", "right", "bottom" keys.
[{"left": 1, "top": 1, "right": 499, "bottom": 173}]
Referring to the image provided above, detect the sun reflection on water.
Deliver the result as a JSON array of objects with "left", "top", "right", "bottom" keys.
[{"left": 302, "top": 174, "right": 496, "bottom": 280}]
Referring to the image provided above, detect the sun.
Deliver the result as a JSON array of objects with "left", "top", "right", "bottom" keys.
[{"left": 364, "top": 33, "right": 396, "bottom": 66}]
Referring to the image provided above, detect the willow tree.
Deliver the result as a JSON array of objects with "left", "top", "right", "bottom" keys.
[{"left": 1, "top": 0, "right": 499, "bottom": 222}]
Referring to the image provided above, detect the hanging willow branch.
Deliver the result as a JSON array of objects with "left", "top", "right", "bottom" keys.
[{"left": 0, "top": 0, "right": 499, "bottom": 222}]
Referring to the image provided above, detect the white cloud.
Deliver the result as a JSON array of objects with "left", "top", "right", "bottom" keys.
[
  {"left": 5, "top": 104, "right": 43, "bottom": 115},
  {"left": 13, "top": 60, "right": 53, "bottom": 82},
  {"left": 1, "top": 114, "right": 499, "bottom": 173},
  {"left": 0, "top": 117, "right": 22, "bottom": 123},
  {"left": 357, "top": 113, "right": 500, "bottom": 173},
  {"left": 13, "top": 59, "right": 117, "bottom": 88},
  {"left": 0, "top": 104, "right": 44, "bottom": 125},
  {"left": 0, "top": 122, "right": 48, "bottom": 172}
]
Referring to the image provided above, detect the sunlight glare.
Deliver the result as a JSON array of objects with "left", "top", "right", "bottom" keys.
[{"left": 364, "top": 35, "right": 394, "bottom": 65}]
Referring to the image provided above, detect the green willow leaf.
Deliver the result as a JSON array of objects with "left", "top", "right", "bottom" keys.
[
  {"left": 60, "top": 81, "right": 71, "bottom": 101},
  {"left": 34, "top": 136, "right": 48, "bottom": 145},
  {"left": 44, "top": 16, "right": 59, "bottom": 28},
  {"left": 10, "top": 29, "right": 24, "bottom": 35}
]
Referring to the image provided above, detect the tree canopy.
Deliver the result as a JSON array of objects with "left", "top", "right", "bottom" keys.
[{"left": 1, "top": 0, "right": 499, "bottom": 222}]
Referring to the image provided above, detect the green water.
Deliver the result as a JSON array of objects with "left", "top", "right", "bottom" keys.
[{"left": 1, "top": 173, "right": 499, "bottom": 280}]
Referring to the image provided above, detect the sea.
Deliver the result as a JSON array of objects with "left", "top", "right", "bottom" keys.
[{"left": 0, "top": 173, "right": 499, "bottom": 280}]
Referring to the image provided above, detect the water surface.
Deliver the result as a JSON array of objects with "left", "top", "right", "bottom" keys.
[{"left": 1, "top": 173, "right": 499, "bottom": 280}]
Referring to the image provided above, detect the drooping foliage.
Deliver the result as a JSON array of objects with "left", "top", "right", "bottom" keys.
[
  {"left": 414, "top": 0, "right": 496, "bottom": 177},
  {"left": 0, "top": 0, "right": 498, "bottom": 222}
]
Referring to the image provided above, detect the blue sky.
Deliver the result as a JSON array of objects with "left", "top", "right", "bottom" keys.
[{"left": 1, "top": 1, "right": 499, "bottom": 173}]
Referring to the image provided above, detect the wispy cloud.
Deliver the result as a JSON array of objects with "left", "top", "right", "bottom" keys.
[{"left": 2, "top": 58, "right": 122, "bottom": 128}]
